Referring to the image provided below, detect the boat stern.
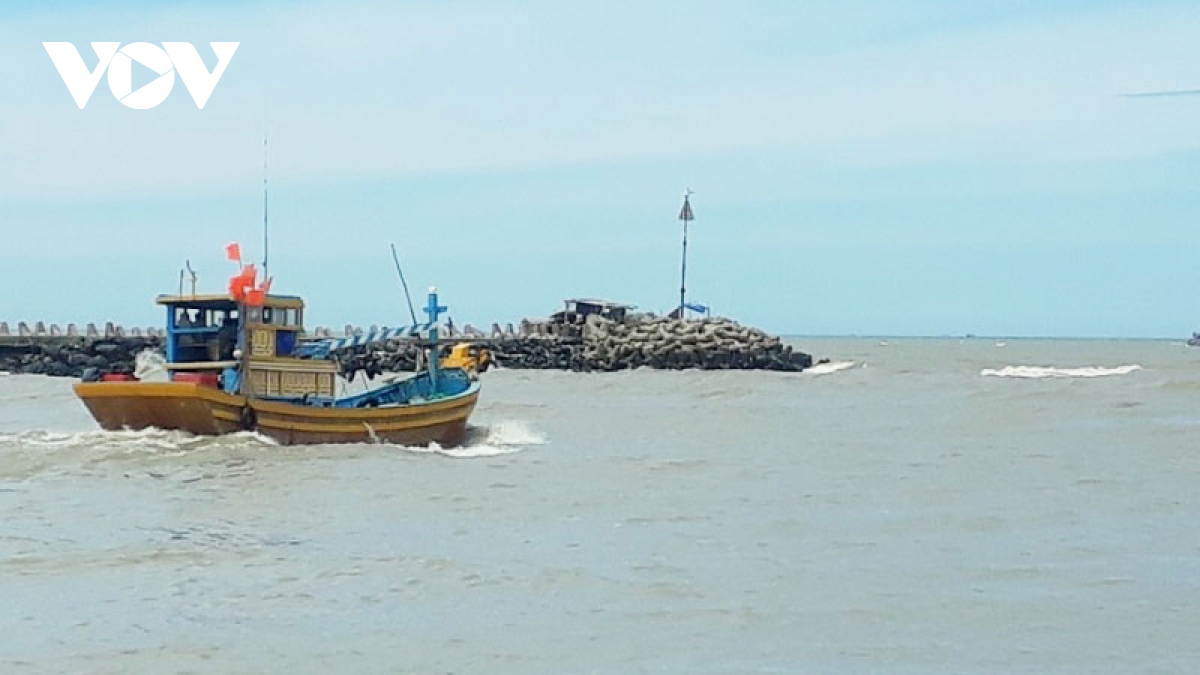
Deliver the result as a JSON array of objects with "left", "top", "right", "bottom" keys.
[{"left": 73, "top": 381, "right": 247, "bottom": 435}]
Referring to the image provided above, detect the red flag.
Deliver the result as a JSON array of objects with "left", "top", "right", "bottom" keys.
[
  {"left": 225, "top": 242, "right": 241, "bottom": 262},
  {"left": 228, "top": 264, "right": 256, "bottom": 301},
  {"left": 240, "top": 264, "right": 256, "bottom": 289},
  {"left": 246, "top": 275, "right": 271, "bottom": 307}
]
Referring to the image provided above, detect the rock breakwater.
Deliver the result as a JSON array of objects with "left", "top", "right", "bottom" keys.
[
  {"left": 1, "top": 318, "right": 812, "bottom": 379},
  {"left": 0, "top": 337, "right": 162, "bottom": 378},
  {"left": 339, "top": 317, "right": 811, "bottom": 378},
  {"left": 578, "top": 316, "right": 811, "bottom": 371}
]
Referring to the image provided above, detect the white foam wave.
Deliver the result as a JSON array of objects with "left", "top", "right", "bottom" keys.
[
  {"left": 981, "top": 364, "right": 1142, "bottom": 379},
  {"left": 396, "top": 420, "right": 546, "bottom": 459},
  {"left": 806, "top": 360, "right": 857, "bottom": 376},
  {"left": 406, "top": 443, "right": 525, "bottom": 459},
  {"left": 478, "top": 420, "right": 547, "bottom": 447},
  {"left": 0, "top": 427, "right": 278, "bottom": 453},
  {"left": 133, "top": 350, "right": 169, "bottom": 382},
  {"left": 3, "top": 419, "right": 542, "bottom": 463}
]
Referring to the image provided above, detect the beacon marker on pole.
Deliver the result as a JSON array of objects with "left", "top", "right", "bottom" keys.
[
  {"left": 679, "top": 190, "right": 694, "bottom": 222},
  {"left": 677, "top": 189, "right": 694, "bottom": 319}
]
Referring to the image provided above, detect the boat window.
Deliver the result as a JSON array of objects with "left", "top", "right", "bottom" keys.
[
  {"left": 261, "top": 307, "right": 273, "bottom": 324},
  {"left": 276, "top": 329, "right": 297, "bottom": 356},
  {"left": 175, "top": 307, "right": 215, "bottom": 329}
]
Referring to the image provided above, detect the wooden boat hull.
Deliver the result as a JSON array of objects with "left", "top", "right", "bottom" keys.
[
  {"left": 74, "top": 382, "right": 245, "bottom": 436},
  {"left": 73, "top": 381, "right": 480, "bottom": 446},
  {"left": 247, "top": 387, "right": 479, "bottom": 446}
]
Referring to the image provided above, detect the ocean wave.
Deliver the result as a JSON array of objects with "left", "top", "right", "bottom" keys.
[
  {"left": 806, "top": 360, "right": 857, "bottom": 376},
  {"left": 0, "top": 428, "right": 278, "bottom": 481},
  {"left": 0, "top": 422, "right": 543, "bottom": 480},
  {"left": 0, "top": 427, "right": 278, "bottom": 453},
  {"left": 1, "top": 420, "right": 544, "bottom": 458},
  {"left": 403, "top": 420, "right": 546, "bottom": 458},
  {"left": 981, "top": 364, "right": 1142, "bottom": 379}
]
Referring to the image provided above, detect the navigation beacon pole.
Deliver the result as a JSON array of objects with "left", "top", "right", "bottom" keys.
[{"left": 677, "top": 189, "right": 695, "bottom": 318}]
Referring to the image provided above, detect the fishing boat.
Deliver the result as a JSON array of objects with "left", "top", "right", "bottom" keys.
[
  {"left": 1189, "top": 332, "right": 1200, "bottom": 347},
  {"left": 73, "top": 256, "right": 480, "bottom": 446}
]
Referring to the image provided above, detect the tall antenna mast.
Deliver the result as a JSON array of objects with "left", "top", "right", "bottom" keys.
[
  {"left": 390, "top": 243, "right": 419, "bottom": 326},
  {"left": 262, "top": 134, "right": 269, "bottom": 279},
  {"left": 678, "top": 189, "right": 694, "bottom": 318}
]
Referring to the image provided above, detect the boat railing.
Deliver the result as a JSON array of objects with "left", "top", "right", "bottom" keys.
[{"left": 294, "top": 322, "right": 434, "bottom": 359}]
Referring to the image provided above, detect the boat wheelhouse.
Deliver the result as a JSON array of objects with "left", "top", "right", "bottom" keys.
[{"left": 157, "top": 292, "right": 339, "bottom": 399}]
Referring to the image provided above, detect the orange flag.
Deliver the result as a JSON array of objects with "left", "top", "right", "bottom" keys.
[
  {"left": 228, "top": 264, "right": 256, "bottom": 301},
  {"left": 225, "top": 242, "right": 242, "bottom": 262}
]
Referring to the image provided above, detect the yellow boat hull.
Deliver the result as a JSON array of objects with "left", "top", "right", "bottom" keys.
[{"left": 73, "top": 381, "right": 480, "bottom": 446}]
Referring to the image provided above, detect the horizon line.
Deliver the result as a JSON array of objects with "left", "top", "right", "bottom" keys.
[{"left": 780, "top": 333, "right": 1191, "bottom": 342}]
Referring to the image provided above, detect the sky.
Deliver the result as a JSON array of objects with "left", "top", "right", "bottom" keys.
[{"left": 0, "top": 0, "right": 1198, "bottom": 337}]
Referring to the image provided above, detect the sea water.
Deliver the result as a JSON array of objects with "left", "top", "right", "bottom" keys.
[{"left": 1, "top": 338, "right": 1197, "bottom": 674}]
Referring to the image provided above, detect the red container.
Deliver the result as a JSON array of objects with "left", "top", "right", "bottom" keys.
[
  {"left": 100, "top": 373, "right": 136, "bottom": 382},
  {"left": 173, "top": 372, "right": 220, "bottom": 388}
]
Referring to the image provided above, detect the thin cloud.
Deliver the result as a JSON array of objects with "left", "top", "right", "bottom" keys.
[
  {"left": 1120, "top": 89, "right": 1200, "bottom": 97},
  {"left": 0, "top": 1, "right": 1197, "bottom": 201}
]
